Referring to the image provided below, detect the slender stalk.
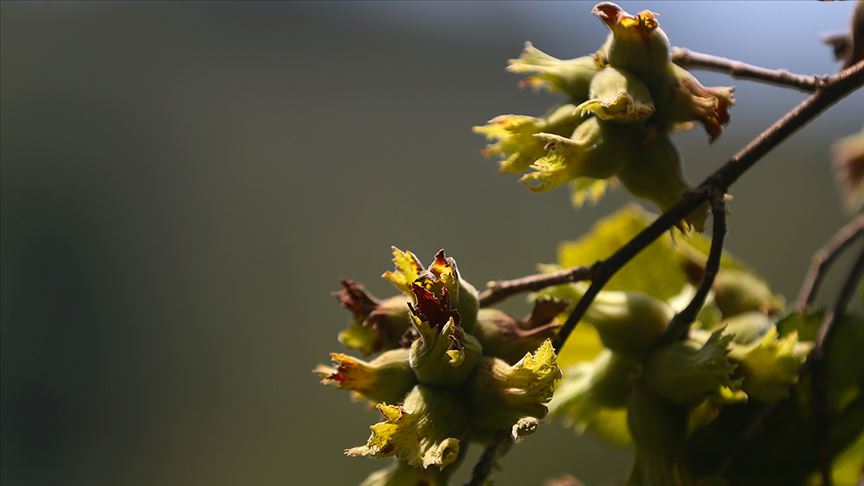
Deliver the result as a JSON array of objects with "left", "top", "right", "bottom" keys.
[
  {"left": 467, "top": 60, "right": 864, "bottom": 486},
  {"left": 478, "top": 264, "right": 597, "bottom": 308},
  {"left": 795, "top": 215, "right": 864, "bottom": 312},
  {"left": 465, "top": 430, "right": 510, "bottom": 486},
  {"left": 658, "top": 193, "right": 727, "bottom": 344},
  {"left": 671, "top": 47, "right": 825, "bottom": 92}
]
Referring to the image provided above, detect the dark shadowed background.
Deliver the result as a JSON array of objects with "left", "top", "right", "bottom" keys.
[{"left": 2, "top": 1, "right": 862, "bottom": 485}]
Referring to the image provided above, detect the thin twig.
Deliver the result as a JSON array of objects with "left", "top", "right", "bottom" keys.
[
  {"left": 671, "top": 47, "right": 825, "bottom": 92},
  {"left": 659, "top": 193, "right": 727, "bottom": 344},
  {"left": 466, "top": 429, "right": 510, "bottom": 486},
  {"left": 795, "top": 215, "right": 864, "bottom": 312},
  {"left": 811, "top": 246, "right": 864, "bottom": 486},
  {"left": 478, "top": 265, "right": 597, "bottom": 308},
  {"left": 468, "top": 60, "right": 864, "bottom": 486}
]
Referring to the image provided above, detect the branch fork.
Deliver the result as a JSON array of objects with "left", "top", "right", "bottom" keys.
[{"left": 467, "top": 58, "right": 864, "bottom": 486}]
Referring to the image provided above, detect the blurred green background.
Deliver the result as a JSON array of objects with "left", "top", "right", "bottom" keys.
[{"left": 2, "top": 1, "right": 862, "bottom": 485}]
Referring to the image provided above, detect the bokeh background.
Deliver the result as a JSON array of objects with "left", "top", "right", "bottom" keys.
[{"left": 2, "top": 1, "right": 862, "bottom": 485}]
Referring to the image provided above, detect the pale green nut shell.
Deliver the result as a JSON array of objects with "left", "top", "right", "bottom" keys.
[
  {"left": 626, "top": 385, "right": 688, "bottom": 486},
  {"left": 643, "top": 330, "right": 742, "bottom": 405},
  {"left": 465, "top": 340, "right": 561, "bottom": 431},
  {"left": 713, "top": 269, "right": 783, "bottom": 318},
  {"left": 456, "top": 278, "right": 480, "bottom": 334},
  {"left": 584, "top": 350, "right": 640, "bottom": 408},
  {"left": 316, "top": 348, "right": 417, "bottom": 404},
  {"left": 616, "top": 130, "right": 707, "bottom": 231},
  {"left": 548, "top": 350, "right": 639, "bottom": 435},
  {"left": 577, "top": 66, "right": 655, "bottom": 123},
  {"left": 578, "top": 283, "right": 673, "bottom": 358}
]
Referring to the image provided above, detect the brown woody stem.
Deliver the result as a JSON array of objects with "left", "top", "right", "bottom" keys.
[
  {"left": 478, "top": 265, "right": 597, "bottom": 308},
  {"left": 671, "top": 47, "right": 825, "bottom": 92},
  {"left": 658, "top": 193, "right": 727, "bottom": 345},
  {"left": 795, "top": 215, "right": 864, "bottom": 312}
]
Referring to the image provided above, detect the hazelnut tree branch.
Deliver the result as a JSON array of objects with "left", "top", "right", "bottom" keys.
[
  {"left": 557, "top": 55, "right": 862, "bottom": 347},
  {"left": 795, "top": 215, "right": 864, "bottom": 312},
  {"left": 467, "top": 60, "right": 864, "bottom": 486},
  {"left": 466, "top": 429, "right": 511, "bottom": 486},
  {"left": 671, "top": 47, "right": 825, "bottom": 92},
  {"left": 478, "top": 265, "right": 597, "bottom": 307},
  {"left": 478, "top": 61, "right": 864, "bottom": 312},
  {"left": 478, "top": 48, "right": 854, "bottom": 308}
]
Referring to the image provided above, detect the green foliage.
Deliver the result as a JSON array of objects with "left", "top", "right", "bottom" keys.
[
  {"left": 538, "top": 206, "right": 864, "bottom": 485},
  {"left": 684, "top": 311, "right": 864, "bottom": 485},
  {"left": 557, "top": 205, "right": 688, "bottom": 300}
]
